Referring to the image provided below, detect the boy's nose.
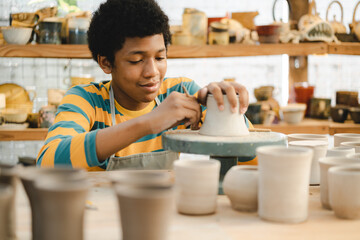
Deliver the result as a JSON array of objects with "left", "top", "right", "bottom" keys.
[{"left": 143, "top": 58, "right": 159, "bottom": 78}]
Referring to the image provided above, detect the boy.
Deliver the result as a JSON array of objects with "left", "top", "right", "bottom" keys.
[{"left": 36, "top": 0, "right": 250, "bottom": 171}]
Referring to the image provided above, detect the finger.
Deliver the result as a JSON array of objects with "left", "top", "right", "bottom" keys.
[
  {"left": 231, "top": 83, "right": 249, "bottom": 114},
  {"left": 218, "top": 81, "right": 238, "bottom": 113},
  {"left": 197, "top": 87, "right": 209, "bottom": 105},
  {"left": 207, "top": 83, "right": 224, "bottom": 111}
]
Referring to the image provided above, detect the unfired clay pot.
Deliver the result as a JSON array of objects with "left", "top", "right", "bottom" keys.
[
  {"left": 0, "top": 183, "right": 13, "bottom": 240},
  {"left": 223, "top": 165, "right": 258, "bottom": 212},
  {"left": 257, "top": 145, "right": 313, "bottom": 223},
  {"left": 340, "top": 142, "right": 360, "bottom": 153},
  {"left": 199, "top": 94, "right": 249, "bottom": 137},
  {"left": 34, "top": 175, "right": 90, "bottom": 240},
  {"left": 113, "top": 171, "right": 174, "bottom": 240},
  {"left": 174, "top": 159, "right": 220, "bottom": 215},
  {"left": 0, "top": 164, "right": 18, "bottom": 240},
  {"left": 289, "top": 140, "right": 328, "bottom": 185},
  {"left": 329, "top": 164, "right": 360, "bottom": 219},
  {"left": 319, "top": 156, "right": 359, "bottom": 210},
  {"left": 326, "top": 146, "right": 355, "bottom": 157},
  {"left": 19, "top": 167, "right": 87, "bottom": 240},
  {"left": 287, "top": 133, "right": 328, "bottom": 144},
  {"left": 334, "top": 133, "right": 360, "bottom": 147}
]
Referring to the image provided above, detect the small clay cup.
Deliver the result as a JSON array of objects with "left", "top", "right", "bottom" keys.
[
  {"left": 349, "top": 107, "right": 360, "bottom": 123},
  {"left": 329, "top": 164, "right": 360, "bottom": 219},
  {"left": 330, "top": 105, "right": 349, "bottom": 123}
]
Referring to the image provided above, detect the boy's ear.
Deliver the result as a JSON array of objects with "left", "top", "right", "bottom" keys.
[{"left": 98, "top": 56, "right": 112, "bottom": 74}]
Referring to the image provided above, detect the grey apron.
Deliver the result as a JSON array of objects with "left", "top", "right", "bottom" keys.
[{"left": 106, "top": 86, "right": 179, "bottom": 171}]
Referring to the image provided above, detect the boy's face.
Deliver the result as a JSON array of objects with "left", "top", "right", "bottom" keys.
[{"left": 110, "top": 34, "right": 167, "bottom": 110}]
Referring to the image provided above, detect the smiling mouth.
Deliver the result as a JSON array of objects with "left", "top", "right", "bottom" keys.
[{"left": 139, "top": 82, "right": 159, "bottom": 92}]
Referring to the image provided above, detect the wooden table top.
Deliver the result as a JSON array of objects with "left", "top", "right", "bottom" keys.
[{"left": 15, "top": 172, "right": 360, "bottom": 240}]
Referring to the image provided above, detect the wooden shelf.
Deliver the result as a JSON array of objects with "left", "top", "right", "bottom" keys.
[
  {"left": 328, "top": 42, "right": 360, "bottom": 55},
  {"left": 0, "top": 42, "right": 328, "bottom": 59},
  {"left": 0, "top": 120, "right": 359, "bottom": 141}
]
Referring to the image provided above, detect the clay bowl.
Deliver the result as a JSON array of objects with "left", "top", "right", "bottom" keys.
[
  {"left": 280, "top": 103, "right": 306, "bottom": 124},
  {"left": 330, "top": 105, "right": 349, "bottom": 123},
  {"left": 349, "top": 107, "right": 360, "bottom": 123},
  {"left": 2, "top": 27, "right": 33, "bottom": 45},
  {"left": 1, "top": 108, "right": 28, "bottom": 123},
  {"left": 254, "top": 86, "right": 274, "bottom": 101}
]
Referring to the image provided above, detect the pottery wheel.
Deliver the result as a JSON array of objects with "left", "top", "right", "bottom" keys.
[{"left": 162, "top": 129, "right": 287, "bottom": 157}]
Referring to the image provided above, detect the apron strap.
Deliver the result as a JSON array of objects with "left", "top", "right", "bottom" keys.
[{"left": 109, "top": 85, "right": 160, "bottom": 158}]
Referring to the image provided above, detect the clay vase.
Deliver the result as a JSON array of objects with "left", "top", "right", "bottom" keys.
[
  {"left": 34, "top": 175, "right": 90, "bottom": 240},
  {"left": 174, "top": 159, "right": 220, "bottom": 215},
  {"left": 19, "top": 167, "right": 87, "bottom": 240},
  {"left": 329, "top": 164, "right": 360, "bottom": 219},
  {"left": 289, "top": 140, "right": 328, "bottom": 185},
  {"left": 334, "top": 133, "right": 360, "bottom": 147},
  {"left": 257, "top": 145, "right": 313, "bottom": 223},
  {"left": 199, "top": 94, "right": 249, "bottom": 137},
  {"left": 287, "top": 133, "right": 328, "bottom": 144},
  {"left": 319, "top": 156, "right": 359, "bottom": 210},
  {"left": 223, "top": 165, "right": 258, "bottom": 212},
  {"left": 326, "top": 146, "right": 355, "bottom": 157},
  {"left": 340, "top": 142, "right": 360, "bottom": 153},
  {"left": 113, "top": 171, "right": 174, "bottom": 240},
  {"left": 0, "top": 164, "right": 18, "bottom": 240},
  {"left": 0, "top": 183, "right": 13, "bottom": 240}
]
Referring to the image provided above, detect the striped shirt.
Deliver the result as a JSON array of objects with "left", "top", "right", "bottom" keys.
[{"left": 36, "top": 77, "right": 251, "bottom": 171}]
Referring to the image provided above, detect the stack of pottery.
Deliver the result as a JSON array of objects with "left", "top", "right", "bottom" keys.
[
  {"left": 19, "top": 167, "right": 89, "bottom": 240},
  {"left": 110, "top": 170, "right": 174, "bottom": 240}
]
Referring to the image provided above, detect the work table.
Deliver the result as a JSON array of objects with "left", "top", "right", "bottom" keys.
[{"left": 15, "top": 172, "right": 360, "bottom": 240}]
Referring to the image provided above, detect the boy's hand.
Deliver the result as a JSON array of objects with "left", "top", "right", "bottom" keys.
[
  {"left": 197, "top": 81, "right": 249, "bottom": 114},
  {"left": 146, "top": 91, "right": 202, "bottom": 134}
]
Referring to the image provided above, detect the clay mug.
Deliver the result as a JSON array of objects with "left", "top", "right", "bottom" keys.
[
  {"left": 0, "top": 164, "right": 19, "bottom": 240},
  {"left": 319, "top": 156, "right": 359, "bottom": 210},
  {"left": 340, "top": 142, "right": 360, "bottom": 153},
  {"left": 257, "top": 145, "right": 313, "bottom": 223},
  {"left": 199, "top": 94, "right": 249, "bottom": 137},
  {"left": 174, "top": 159, "right": 220, "bottom": 215},
  {"left": 0, "top": 183, "right": 13, "bottom": 240},
  {"left": 289, "top": 140, "right": 328, "bottom": 185},
  {"left": 113, "top": 171, "right": 174, "bottom": 240},
  {"left": 287, "top": 133, "right": 328, "bottom": 144},
  {"left": 326, "top": 146, "right": 355, "bottom": 157},
  {"left": 34, "top": 173, "right": 90, "bottom": 240},
  {"left": 329, "top": 164, "right": 360, "bottom": 219},
  {"left": 223, "top": 165, "right": 258, "bottom": 212},
  {"left": 334, "top": 133, "right": 360, "bottom": 147},
  {"left": 19, "top": 167, "right": 87, "bottom": 240}
]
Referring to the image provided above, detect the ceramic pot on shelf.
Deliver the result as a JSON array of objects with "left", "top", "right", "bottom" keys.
[
  {"left": 223, "top": 165, "right": 258, "bottom": 212},
  {"left": 257, "top": 145, "right": 313, "bottom": 223}
]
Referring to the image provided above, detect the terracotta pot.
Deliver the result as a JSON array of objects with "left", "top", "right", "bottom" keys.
[
  {"left": 0, "top": 183, "right": 13, "bottom": 240},
  {"left": 319, "top": 156, "right": 359, "bottom": 210},
  {"left": 174, "top": 159, "right": 220, "bottom": 215},
  {"left": 0, "top": 164, "right": 18, "bottom": 240},
  {"left": 257, "top": 145, "right": 313, "bottom": 223},
  {"left": 326, "top": 146, "right": 355, "bottom": 157},
  {"left": 223, "top": 165, "right": 258, "bottom": 212},
  {"left": 289, "top": 140, "right": 328, "bottom": 185},
  {"left": 329, "top": 164, "right": 360, "bottom": 219},
  {"left": 113, "top": 171, "right": 174, "bottom": 240},
  {"left": 199, "top": 94, "right": 249, "bottom": 137},
  {"left": 19, "top": 167, "right": 87, "bottom": 240},
  {"left": 334, "top": 133, "right": 360, "bottom": 147}
]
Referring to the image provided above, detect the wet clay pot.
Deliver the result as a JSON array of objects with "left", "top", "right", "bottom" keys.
[
  {"left": 113, "top": 171, "right": 174, "bottom": 240},
  {"left": 19, "top": 167, "right": 87, "bottom": 240},
  {"left": 319, "top": 156, "right": 359, "bottom": 210},
  {"left": 257, "top": 145, "right": 313, "bottom": 223},
  {"left": 199, "top": 94, "right": 249, "bottom": 137},
  {"left": 34, "top": 175, "right": 90, "bottom": 240},
  {"left": 0, "top": 183, "right": 13, "bottom": 240},
  {"left": 223, "top": 165, "right": 258, "bottom": 212},
  {"left": 289, "top": 140, "right": 328, "bottom": 185},
  {"left": 0, "top": 164, "right": 18, "bottom": 240},
  {"left": 329, "top": 164, "right": 360, "bottom": 219}
]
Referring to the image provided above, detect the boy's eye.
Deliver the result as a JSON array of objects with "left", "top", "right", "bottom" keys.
[
  {"left": 129, "top": 60, "right": 142, "bottom": 64},
  {"left": 156, "top": 57, "right": 165, "bottom": 61}
]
